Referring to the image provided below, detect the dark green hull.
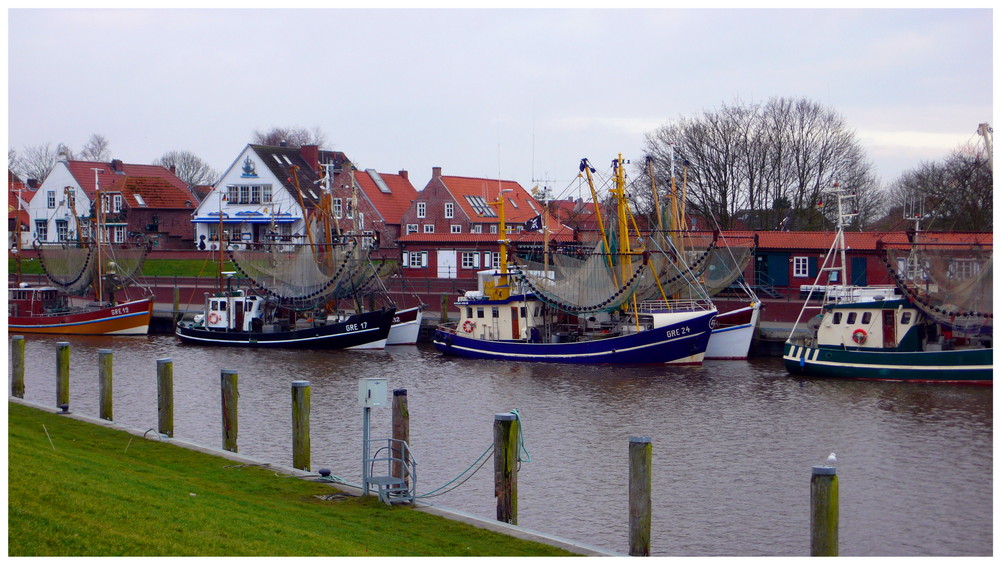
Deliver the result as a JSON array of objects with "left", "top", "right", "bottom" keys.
[{"left": 783, "top": 342, "right": 992, "bottom": 383}]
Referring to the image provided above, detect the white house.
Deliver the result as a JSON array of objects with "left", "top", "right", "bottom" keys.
[{"left": 191, "top": 144, "right": 352, "bottom": 250}]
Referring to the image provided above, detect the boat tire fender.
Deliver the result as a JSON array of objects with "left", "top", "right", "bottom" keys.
[{"left": 852, "top": 328, "right": 867, "bottom": 345}]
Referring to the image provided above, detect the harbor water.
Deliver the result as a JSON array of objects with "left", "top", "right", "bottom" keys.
[{"left": 8, "top": 334, "right": 993, "bottom": 556}]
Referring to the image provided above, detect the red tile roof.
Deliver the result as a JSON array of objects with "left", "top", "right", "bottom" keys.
[
  {"left": 119, "top": 176, "right": 197, "bottom": 209},
  {"left": 718, "top": 230, "right": 990, "bottom": 251},
  {"left": 354, "top": 169, "right": 417, "bottom": 224},
  {"left": 8, "top": 172, "right": 31, "bottom": 224},
  {"left": 65, "top": 160, "right": 191, "bottom": 198},
  {"left": 398, "top": 228, "right": 574, "bottom": 244},
  {"left": 440, "top": 175, "right": 565, "bottom": 234}
]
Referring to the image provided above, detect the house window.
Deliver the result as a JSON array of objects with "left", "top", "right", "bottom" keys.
[
  {"left": 404, "top": 251, "right": 428, "bottom": 268},
  {"left": 465, "top": 195, "right": 497, "bottom": 217},
  {"left": 333, "top": 198, "right": 343, "bottom": 218},
  {"left": 461, "top": 252, "right": 480, "bottom": 269},
  {"left": 346, "top": 200, "right": 354, "bottom": 219},
  {"left": 491, "top": 252, "right": 500, "bottom": 267},
  {"left": 35, "top": 220, "right": 47, "bottom": 241},
  {"left": 451, "top": 224, "right": 462, "bottom": 234},
  {"left": 490, "top": 225, "right": 498, "bottom": 234},
  {"left": 113, "top": 225, "right": 126, "bottom": 243},
  {"left": 55, "top": 220, "right": 68, "bottom": 242},
  {"left": 262, "top": 184, "right": 272, "bottom": 203},
  {"left": 445, "top": 202, "right": 454, "bottom": 219},
  {"left": 793, "top": 256, "right": 810, "bottom": 278},
  {"left": 357, "top": 212, "right": 365, "bottom": 230},
  {"left": 471, "top": 224, "right": 482, "bottom": 234},
  {"left": 406, "top": 224, "right": 418, "bottom": 234},
  {"left": 507, "top": 197, "right": 518, "bottom": 209},
  {"left": 423, "top": 224, "right": 435, "bottom": 233},
  {"left": 46, "top": 191, "right": 55, "bottom": 209},
  {"left": 417, "top": 202, "right": 426, "bottom": 219},
  {"left": 113, "top": 194, "right": 123, "bottom": 213}
]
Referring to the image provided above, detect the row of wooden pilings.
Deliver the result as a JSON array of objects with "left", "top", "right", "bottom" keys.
[{"left": 9, "top": 335, "right": 839, "bottom": 556}]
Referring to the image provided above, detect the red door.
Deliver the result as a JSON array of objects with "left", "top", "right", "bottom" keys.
[
  {"left": 881, "top": 310, "right": 895, "bottom": 348},
  {"left": 511, "top": 308, "right": 520, "bottom": 339}
]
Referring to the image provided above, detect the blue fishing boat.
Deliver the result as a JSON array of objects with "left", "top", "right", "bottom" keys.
[{"left": 433, "top": 155, "right": 717, "bottom": 365}]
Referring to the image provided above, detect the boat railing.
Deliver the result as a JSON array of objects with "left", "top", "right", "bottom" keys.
[
  {"left": 637, "top": 299, "right": 715, "bottom": 313},
  {"left": 436, "top": 322, "right": 459, "bottom": 334}
]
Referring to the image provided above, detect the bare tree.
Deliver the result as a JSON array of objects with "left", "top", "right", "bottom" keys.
[
  {"left": 251, "top": 126, "right": 328, "bottom": 149},
  {"left": 79, "top": 134, "right": 112, "bottom": 161},
  {"left": 642, "top": 97, "right": 882, "bottom": 231},
  {"left": 885, "top": 143, "right": 992, "bottom": 231},
  {"left": 154, "top": 150, "right": 219, "bottom": 186},
  {"left": 18, "top": 143, "right": 62, "bottom": 183}
]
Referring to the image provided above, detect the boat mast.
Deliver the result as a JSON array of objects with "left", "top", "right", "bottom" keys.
[
  {"left": 91, "top": 168, "right": 105, "bottom": 303},
  {"left": 580, "top": 159, "right": 617, "bottom": 281},
  {"left": 12, "top": 177, "right": 23, "bottom": 285},
  {"left": 487, "top": 182, "right": 512, "bottom": 301}
]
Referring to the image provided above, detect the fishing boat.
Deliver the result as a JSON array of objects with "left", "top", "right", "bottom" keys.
[
  {"left": 783, "top": 183, "right": 992, "bottom": 383},
  {"left": 9, "top": 179, "right": 153, "bottom": 335},
  {"left": 176, "top": 164, "right": 395, "bottom": 350},
  {"left": 640, "top": 154, "right": 760, "bottom": 359},
  {"left": 432, "top": 155, "right": 717, "bottom": 364}
]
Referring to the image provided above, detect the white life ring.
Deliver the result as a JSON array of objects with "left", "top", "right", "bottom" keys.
[
  {"left": 852, "top": 328, "right": 867, "bottom": 345},
  {"left": 208, "top": 312, "right": 220, "bottom": 324},
  {"left": 462, "top": 319, "right": 476, "bottom": 333}
]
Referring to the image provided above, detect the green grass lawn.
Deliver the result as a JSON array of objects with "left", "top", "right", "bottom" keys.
[
  {"left": 10, "top": 258, "right": 232, "bottom": 278},
  {"left": 8, "top": 403, "right": 574, "bottom": 557}
]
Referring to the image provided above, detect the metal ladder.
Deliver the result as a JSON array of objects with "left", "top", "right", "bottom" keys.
[{"left": 364, "top": 438, "right": 417, "bottom": 505}]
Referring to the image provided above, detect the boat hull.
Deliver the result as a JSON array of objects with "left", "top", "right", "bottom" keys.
[
  {"left": 176, "top": 309, "right": 395, "bottom": 350},
  {"left": 386, "top": 306, "right": 423, "bottom": 346},
  {"left": 783, "top": 342, "right": 993, "bottom": 383},
  {"left": 432, "top": 310, "right": 716, "bottom": 364},
  {"left": 705, "top": 303, "right": 760, "bottom": 360},
  {"left": 8, "top": 298, "right": 153, "bottom": 335}
]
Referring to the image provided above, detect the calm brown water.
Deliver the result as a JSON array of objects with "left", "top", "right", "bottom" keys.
[{"left": 8, "top": 334, "right": 993, "bottom": 556}]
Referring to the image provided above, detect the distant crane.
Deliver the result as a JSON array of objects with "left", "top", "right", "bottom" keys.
[{"left": 977, "top": 122, "right": 992, "bottom": 173}]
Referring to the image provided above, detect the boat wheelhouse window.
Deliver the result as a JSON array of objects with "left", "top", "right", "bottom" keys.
[
  {"left": 211, "top": 302, "right": 219, "bottom": 311},
  {"left": 476, "top": 307, "right": 485, "bottom": 319},
  {"left": 520, "top": 307, "right": 526, "bottom": 318},
  {"left": 900, "top": 312, "right": 912, "bottom": 325},
  {"left": 466, "top": 307, "right": 472, "bottom": 318},
  {"left": 492, "top": 307, "right": 499, "bottom": 318},
  {"left": 832, "top": 312, "right": 842, "bottom": 324},
  {"left": 244, "top": 301, "right": 254, "bottom": 312},
  {"left": 862, "top": 312, "right": 872, "bottom": 324},
  {"left": 534, "top": 305, "right": 542, "bottom": 317},
  {"left": 846, "top": 312, "right": 857, "bottom": 324}
]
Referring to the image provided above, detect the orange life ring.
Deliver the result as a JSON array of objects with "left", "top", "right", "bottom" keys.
[
  {"left": 208, "top": 312, "right": 220, "bottom": 324},
  {"left": 852, "top": 328, "right": 867, "bottom": 345},
  {"left": 462, "top": 320, "right": 476, "bottom": 333}
]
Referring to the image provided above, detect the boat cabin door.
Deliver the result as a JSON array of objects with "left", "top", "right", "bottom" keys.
[
  {"left": 510, "top": 307, "right": 520, "bottom": 339},
  {"left": 881, "top": 310, "right": 896, "bottom": 348}
]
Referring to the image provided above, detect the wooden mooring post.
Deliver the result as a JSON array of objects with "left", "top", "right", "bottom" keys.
[
  {"left": 629, "top": 436, "right": 652, "bottom": 557},
  {"left": 98, "top": 349, "right": 113, "bottom": 421},
  {"left": 221, "top": 369, "right": 238, "bottom": 452},
  {"left": 11, "top": 335, "right": 25, "bottom": 398},
  {"left": 439, "top": 294, "right": 449, "bottom": 323},
  {"left": 810, "top": 464, "right": 839, "bottom": 556},
  {"left": 56, "top": 341, "right": 70, "bottom": 411},
  {"left": 172, "top": 286, "right": 181, "bottom": 330},
  {"left": 291, "top": 380, "right": 310, "bottom": 471},
  {"left": 392, "top": 388, "right": 409, "bottom": 482},
  {"left": 493, "top": 412, "right": 518, "bottom": 525},
  {"left": 156, "top": 358, "right": 174, "bottom": 437}
]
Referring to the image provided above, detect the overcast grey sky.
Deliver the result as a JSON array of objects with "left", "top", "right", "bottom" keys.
[{"left": 7, "top": 8, "right": 994, "bottom": 197}]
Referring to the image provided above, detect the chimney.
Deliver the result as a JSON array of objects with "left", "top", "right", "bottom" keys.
[
  {"left": 27, "top": 179, "right": 39, "bottom": 190},
  {"left": 398, "top": 169, "right": 408, "bottom": 181},
  {"left": 111, "top": 159, "right": 124, "bottom": 173},
  {"left": 169, "top": 165, "right": 177, "bottom": 175},
  {"left": 432, "top": 166, "right": 442, "bottom": 180},
  {"left": 300, "top": 145, "right": 319, "bottom": 172}
]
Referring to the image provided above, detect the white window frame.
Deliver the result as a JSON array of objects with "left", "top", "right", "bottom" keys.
[
  {"left": 423, "top": 224, "right": 435, "bottom": 233},
  {"left": 55, "top": 220, "right": 68, "bottom": 242},
  {"left": 46, "top": 190, "right": 56, "bottom": 209},
  {"left": 416, "top": 202, "right": 426, "bottom": 219},
  {"left": 471, "top": 224, "right": 482, "bottom": 234},
  {"left": 406, "top": 224, "right": 418, "bottom": 234},
  {"left": 113, "top": 225, "right": 126, "bottom": 243},
  {"left": 404, "top": 250, "right": 428, "bottom": 268},
  {"left": 113, "top": 194, "right": 123, "bottom": 213},
  {"left": 35, "top": 220, "right": 48, "bottom": 241},
  {"left": 445, "top": 202, "right": 454, "bottom": 219},
  {"left": 450, "top": 224, "right": 462, "bottom": 233},
  {"left": 461, "top": 252, "right": 480, "bottom": 269},
  {"left": 333, "top": 198, "right": 343, "bottom": 218},
  {"left": 490, "top": 225, "right": 498, "bottom": 234},
  {"left": 793, "top": 256, "right": 809, "bottom": 278}
]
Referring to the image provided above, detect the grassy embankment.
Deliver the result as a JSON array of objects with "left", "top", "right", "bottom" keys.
[
  {"left": 8, "top": 403, "right": 574, "bottom": 557},
  {"left": 11, "top": 258, "right": 232, "bottom": 278}
]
